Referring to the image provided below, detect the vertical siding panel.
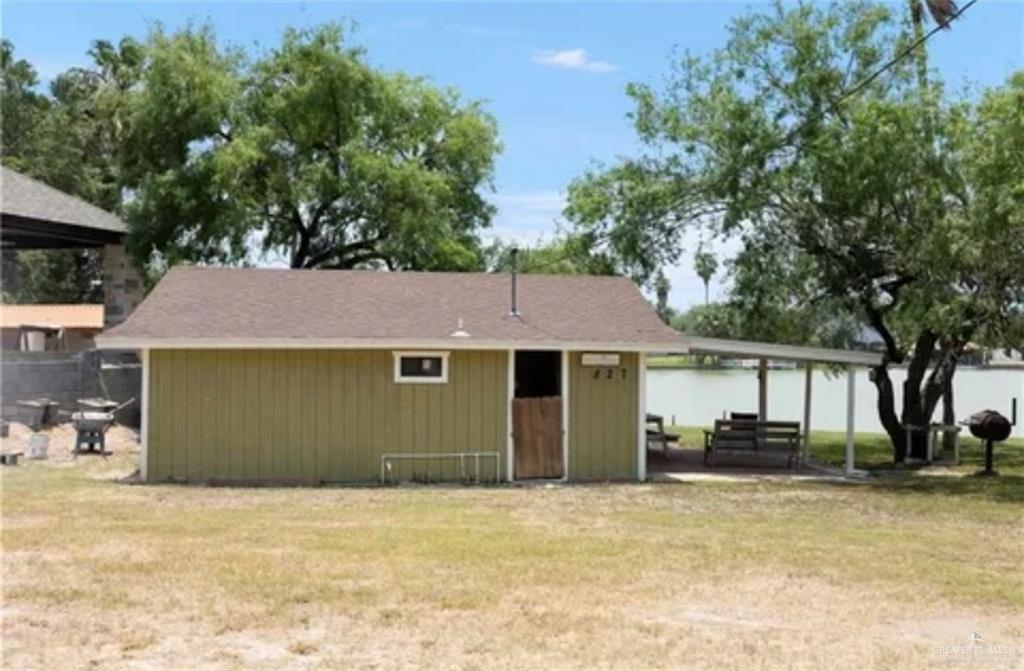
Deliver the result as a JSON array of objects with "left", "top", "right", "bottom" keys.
[
  {"left": 430, "top": 375, "right": 443, "bottom": 477},
  {"left": 291, "top": 351, "right": 306, "bottom": 480},
  {"left": 398, "top": 372, "right": 413, "bottom": 478},
  {"left": 414, "top": 383, "right": 426, "bottom": 477},
  {"left": 362, "top": 351, "right": 373, "bottom": 482},
  {"left": 164, "top": 351, "right": 177, "bottom": 479},
  {"left": 338, "top": 350, "right": 351, "bottom": 479},
  {"left": 455, "top": 350, "right": 468, "bottom": 455},
  {"left": 567, "top": 352, "right": 637, "bottom": 481},
  {"left": 236, "top": 351, "right": 248, "bottom": 478},
  {"left": 602, "top": 361, "right": 615, "bottom": 478},
  {"left": 489, "top": 352, "right": 498, "bottom": 480},
  {"left": 148, "top": 352, "right": 163, "bottom": 481},
  {"left": 147, "top": 352, "right": 160, "bottom": 481},
  {"left": 273, "top": 351, "right": 288, "bottom": 479},
  {"left": 312, "top": 351, "right": 324, "bottom": 479},
  {"left": 161, "top": 351, "right": 173, "bottom": 479},
  {"left": 273, "top": 351, "right": 287, "bottom": 479},
  {"left": 344, "top": 352, "right": 355, "bottom": 479},
  {"left": 147, "top": 348, "right": 510, "bottom": 484},
  {"left": 259, "top": 350, "right": 273, "bottom": 480},
  {"left": 215, "top": 351, "right": 229, "bottom": 478},
  {"left": 205, "top": 351, "right": 219, "bottom": 479},
  {"left": 469, "top": 353, "right": 483, "bottom": 454},
  {"left": 584, "top": 358, "right": 596, "bottom": 478},
  {"left": 331, "top": 350, "right": 344, "bottom": 481},
  {"left": 182, "top": 351, "right": 196, "bottom": 480},
  {"left": 331, "top": 350, "right": 343, "bottom": 479},
  {"left": 353, "top": 350, "right": 364, "bottom": 480},
  {"left": 356, "top": 351, "right": 371, "bottom": 481},
  {"left": 198, "top": 350, "right": 211, "bottom": 479},
  {"left": 440, "top": 356, "right": 455, "bottom": 477},
  {"left": 500, "top": 351, "right": 507, "bottom": 481},
  {"left": 481, "top": 352, "right": 491, "bottom": 479},
  {"left": 298, "top": 352, "right": 313, "bottom": 481},
  {"left": 574, "top": 357, "right": 587, "bottom": 478},
  {"left": 308, "top": 351, "right": 321, "bottom": 481},
  {"left": 370, "top": 351, "right": 386, "bottom": 483}
]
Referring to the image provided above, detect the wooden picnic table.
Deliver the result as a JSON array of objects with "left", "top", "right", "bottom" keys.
[{"left": 646, "top": 413, "right": 680, "bottom": 454}]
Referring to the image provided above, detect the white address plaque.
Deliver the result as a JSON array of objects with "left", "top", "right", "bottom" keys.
[{"left": 581, "top": 353, "right": 621, "bottom": 367}]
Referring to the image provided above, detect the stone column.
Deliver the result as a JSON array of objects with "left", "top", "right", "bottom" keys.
[{"left": 102, "top": 244, "right": 144, "bottom": 327}]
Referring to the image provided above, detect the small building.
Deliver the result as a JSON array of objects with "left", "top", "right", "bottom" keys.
[
  {"left": 97, "top": 267, "right": 684, "bottom": 484},
  {"left": 0, "top": 304, "right": 105, "bottom": 353}
]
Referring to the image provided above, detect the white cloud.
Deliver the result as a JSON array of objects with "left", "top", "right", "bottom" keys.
[{"left": 531, "top": 48, "right": 618, "bottom": 73}]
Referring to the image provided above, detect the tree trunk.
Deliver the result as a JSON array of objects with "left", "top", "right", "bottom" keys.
[
  {"left": 942, "top": 375, "right": 956, "bottom": 453},
  {"left": 901, "top": 331, "right": 937, "bottom": 460},
  {"left": 871, "top": 363, "right": 907, "bottom": 462}
]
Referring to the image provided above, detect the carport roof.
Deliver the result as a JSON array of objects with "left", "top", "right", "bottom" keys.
[
  {"left": 1, "top": 166, "right": 127, "bottom": 249},
  {"left": 675, "top": 335, "right": 882, "bottom": 366}
]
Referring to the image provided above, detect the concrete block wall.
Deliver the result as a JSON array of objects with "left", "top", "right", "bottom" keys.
[{"left": 0, "top": 350, "right": 141, "bottom": 427}]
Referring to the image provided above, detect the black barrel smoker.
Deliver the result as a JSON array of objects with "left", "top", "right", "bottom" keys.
[{"left": 966, "top": 398, "right": 1017, "bottom": 477}]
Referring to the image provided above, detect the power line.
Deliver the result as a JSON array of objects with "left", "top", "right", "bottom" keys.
[{"left": 784, "top": 0, "right": 979, "bottom": 144}]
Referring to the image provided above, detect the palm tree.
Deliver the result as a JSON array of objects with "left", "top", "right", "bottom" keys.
[{"left": 693, "top": 246, "right": 718, "bottom": 305}]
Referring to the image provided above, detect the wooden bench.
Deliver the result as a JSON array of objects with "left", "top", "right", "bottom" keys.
[{"left": 703, "top": 419, "right": 801, "bottom": 468}]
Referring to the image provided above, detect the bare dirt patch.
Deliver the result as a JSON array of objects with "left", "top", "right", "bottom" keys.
[
  {"left": 1, "top": 421, "right": 139, "bottom": 462},
  {"left": 2, "top": 453, "right": 1021, "bottom": 670}
]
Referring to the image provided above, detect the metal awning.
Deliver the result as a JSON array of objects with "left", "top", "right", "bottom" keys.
[
  {"left": 675, "top": 335, "right": 882, "bottom": 366},
  {"left": 663, "top": 334, "right": 880, "bottom": 478}
]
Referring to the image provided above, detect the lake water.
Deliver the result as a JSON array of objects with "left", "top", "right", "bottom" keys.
[{"left": 646, "top": 367, "right": 1024, "bottom": 439}]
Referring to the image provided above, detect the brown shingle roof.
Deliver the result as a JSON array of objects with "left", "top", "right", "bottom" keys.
[
  {"left": 98, "top": 267, "right": 684, "bottom": 350},
  {"left": 1, "top": 166, "right": 126, "bottom": 234}
]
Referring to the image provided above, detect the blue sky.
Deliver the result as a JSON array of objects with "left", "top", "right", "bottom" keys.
[{"left": 3, "top": 1, "right": 1022, "bottom": 308}]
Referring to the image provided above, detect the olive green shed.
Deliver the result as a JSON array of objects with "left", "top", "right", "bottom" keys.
[
  {"left": 148, "top": 349, "right": 509, "bottom": 483},
  {"left": 568, "top": 352, "right": 640, "bottom": 480},
  {"left": 99, "top": 267, "right": 686, "bottom": 485}
]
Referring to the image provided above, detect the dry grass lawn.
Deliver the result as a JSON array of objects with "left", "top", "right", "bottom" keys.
[{"left": 2, "top": 439, "right": 1023, "bottom": 670}]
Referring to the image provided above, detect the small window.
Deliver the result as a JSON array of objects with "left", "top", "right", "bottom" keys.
[{"left": 394, "top": 351, "right": 449, "bottom": 384}]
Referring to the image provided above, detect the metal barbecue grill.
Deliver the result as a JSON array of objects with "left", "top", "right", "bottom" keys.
[{"left": 963, "top": 398, "right": 1017, "bottom": 477}]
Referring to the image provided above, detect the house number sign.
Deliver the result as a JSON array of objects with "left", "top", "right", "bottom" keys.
[{"left": 581, "top": 353, "right": 620, "bottom": 367}]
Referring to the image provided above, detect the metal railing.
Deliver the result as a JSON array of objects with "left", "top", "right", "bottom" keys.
[{"left": 380, "top": 452, "right": 501, "bottom": 485}]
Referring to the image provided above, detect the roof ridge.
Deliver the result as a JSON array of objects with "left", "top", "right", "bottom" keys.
[{"left": 168, "top": 265, "right": 633, "bottom": 281}]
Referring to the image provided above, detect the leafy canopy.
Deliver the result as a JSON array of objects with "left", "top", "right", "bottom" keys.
[
  {"left": 123, "top": 24, "right": 501, "bottom": 271},
  {"left": 566, "top": 1, "right": 1022, "bottom": 356}
]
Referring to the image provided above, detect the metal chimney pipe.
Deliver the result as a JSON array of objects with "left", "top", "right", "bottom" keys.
[{"left": 509, "top": 247, "right": 519, "bottom": 316}]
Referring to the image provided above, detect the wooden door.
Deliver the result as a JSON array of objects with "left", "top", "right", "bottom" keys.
[{"left": 513, "top": 396, "right": 563, "bottom": 479}]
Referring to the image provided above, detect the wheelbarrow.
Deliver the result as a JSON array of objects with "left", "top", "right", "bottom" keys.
[{"left": 70, "top": 398, "right": 135, "bottom": 455}]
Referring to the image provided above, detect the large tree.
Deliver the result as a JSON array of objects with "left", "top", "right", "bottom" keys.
[
  {"left": 122, "top": 24, "right": 501, "bottom": 271},
  {"left": 565, "top": 1, "right": 1023, "bottom": 460}
]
